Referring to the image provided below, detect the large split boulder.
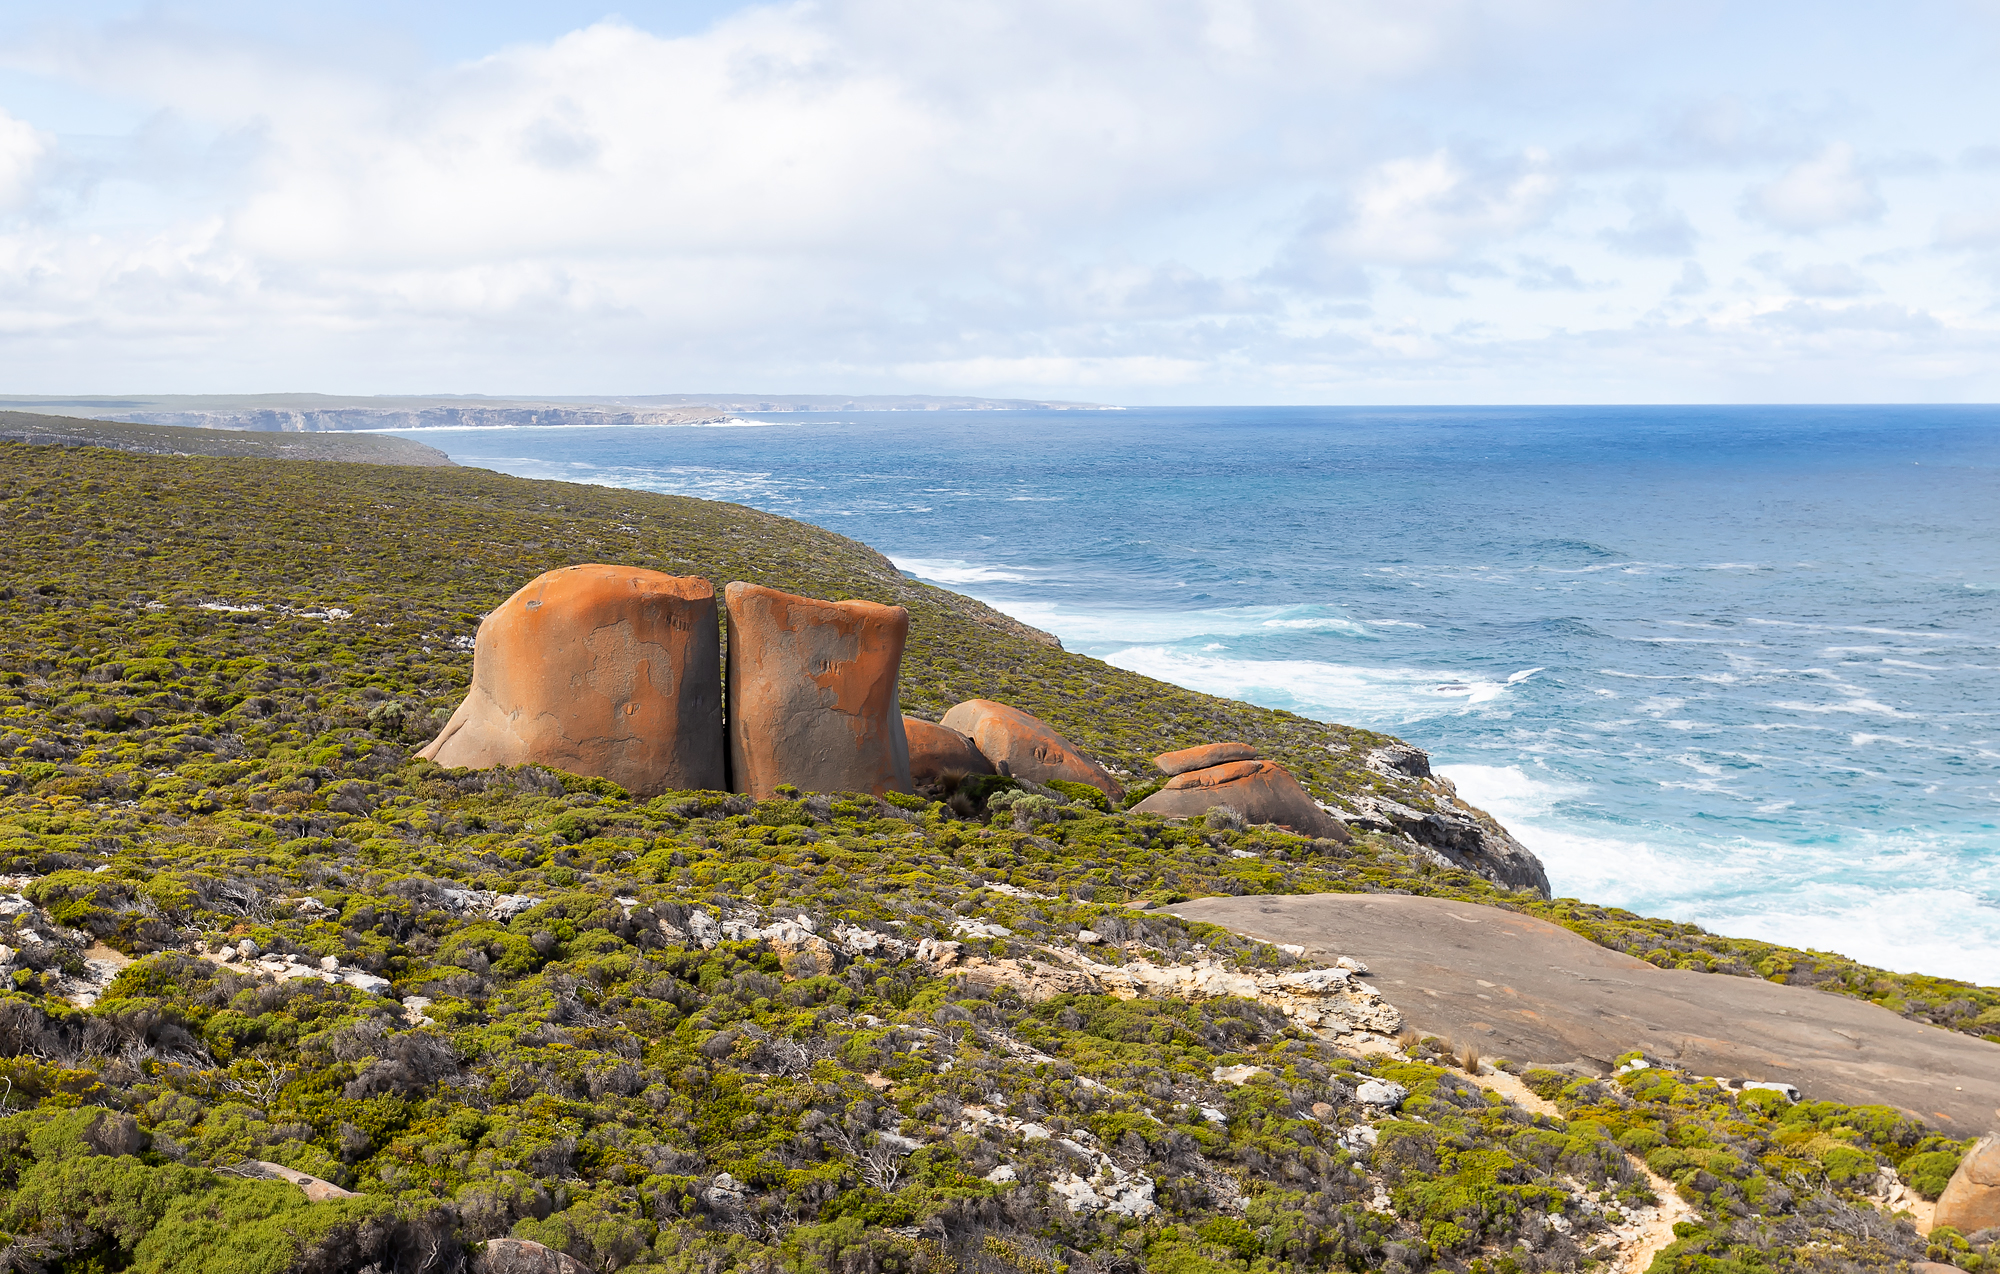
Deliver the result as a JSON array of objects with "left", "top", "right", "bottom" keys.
[
  {"left": 418, "top": 565, "right": 724, "bottom": 796},
  {"left": 1935, "top": 1134, "right": 2000, "bottom": 1234},
  {"left": 938, "top": 699, "right": 1123, "bottom": 800},
  {"left": 904, "top": 716, "right": 995, "bottom": 786},
  {"left": 1131, "top": 756, "right": 1347, "bottom": 840},
  {"left": 725, "top": 583, "right": 913, "bottom": 798}
]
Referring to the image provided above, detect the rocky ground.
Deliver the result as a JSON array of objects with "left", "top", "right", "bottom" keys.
[{"left": 1168, "top": 894, "right": 2000, "bottom": 1136}]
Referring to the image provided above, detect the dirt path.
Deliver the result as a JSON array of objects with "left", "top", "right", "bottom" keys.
[
  {"left": 1614, "top": 1161, "right": 1699, "bottom": 1274},
  {"left": 1449, "top": 1064, "right": 1695, "bottom": 1273}
]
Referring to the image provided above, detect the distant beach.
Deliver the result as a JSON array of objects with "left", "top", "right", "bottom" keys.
[{"left": 399, "top": 404, "right": 2000, "bottom": 981}]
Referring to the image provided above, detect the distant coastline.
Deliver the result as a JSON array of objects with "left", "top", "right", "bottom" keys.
[{"left": 0, "top": 392, "right": 1120, "bottom": 433}]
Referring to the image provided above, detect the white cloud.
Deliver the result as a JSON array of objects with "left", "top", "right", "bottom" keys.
[
  {"left": 1600, "top": 181, "right": 1696, "bottom": 257},
  {"left": 0, "top": 1, "right": 1996, "bottom": 399},
  {"left": 1514, "top": 254, "right": 1588, "bottom": 291},
  {"left": 1268, "top": 148, "right": 1564, "bottom": 296},
  {"left": 1742, "top": 143, "right": 1885, "bottom": 233},
  {"left": 1935, "top": 207, "right": 2000, "bottom": 250},
  {"left": 0, "top": 109, "right": 49, "bottom": 208},
  {"left": 1774, "top": 261, "right": 1876, "bottom": 298}
]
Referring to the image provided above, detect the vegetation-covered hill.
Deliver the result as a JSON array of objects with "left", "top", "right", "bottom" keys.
[
  {"left": 0, "top": 410, "right": 453, "bottom": 466},
  {"left": 0, "top": 440, "right": 1991, "bottom": 1273}
]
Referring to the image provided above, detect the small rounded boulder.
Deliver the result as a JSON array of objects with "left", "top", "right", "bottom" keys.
[{"left": 939, "top": 699, "right": 1123, "bottom": 800}]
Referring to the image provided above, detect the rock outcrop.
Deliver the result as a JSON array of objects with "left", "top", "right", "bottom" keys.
[
  {"left": 903, "top": 715, "right": 995, "bottom": 785},
  {"left": 725, "top": 583, "right": 913, "bottom": 798},
  {"left": 1342, "top": 743, "right": 1550, "bottom": 895},
  {"left": 938, "top": 699, "right": 1122, "bottom": 800},
  {"left": 418, "top": 565, "right": 725, "bottom": 796},
  {"left": 1132, "top": 756, "right": 1348, "bottom": 840},
  {"left": 1935, "top": 1134, "right": 2000, "bottom": 1234},
  {"left": 245, "top": 1159, "right": 358, "bottom": 1203},
  {"left": 474, "top": 1239, "right": 594, "bottom": 1274},
  {"left": 1155, "top": 741, "right": 1262, "bottom": 775}
]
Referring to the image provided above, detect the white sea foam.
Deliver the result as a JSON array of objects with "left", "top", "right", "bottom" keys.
[
  {"left": 1105, "top": 647, "right": 1512, "bottom": 725},
  {"left": 892, "top": 556, "right": 1034, "bottom": 585},
  {"left": 1439, "top": 763, "right": 2000, "bottom": 983},
  {"left": 1260, "top": 617, "right": 1375, "bottom": 635},
  {"left": 951, "top": 598, "right": 1401, "bottom": 648}
]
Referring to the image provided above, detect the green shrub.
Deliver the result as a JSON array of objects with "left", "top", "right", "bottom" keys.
[
  {"left": 1902, "top": 1148, "right": 1964, "bottom": 1199},
  {"left": 1045, "top": 779, "right": 1111, "bottom": 811}
]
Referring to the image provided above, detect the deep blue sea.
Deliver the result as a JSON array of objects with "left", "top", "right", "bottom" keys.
[{"left": 389, "top": 407, "right": 2000, "bottom": 983}]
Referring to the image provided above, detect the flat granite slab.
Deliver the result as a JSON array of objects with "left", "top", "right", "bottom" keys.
[{"left": 1167, "top": 892, "right": 2000, "bottom": 1137}]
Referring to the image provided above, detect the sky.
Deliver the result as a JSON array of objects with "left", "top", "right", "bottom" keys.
[{"left": 2, "top": 1, "right": 1999, "bottom": 403}]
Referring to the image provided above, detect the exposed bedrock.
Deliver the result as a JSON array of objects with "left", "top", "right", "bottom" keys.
[
  {"left": 418, "top": 564, "right": 724, "bottom": 796},
  {"left": 1155, "top": 741, "right": 1262, "bottom": 775},
  {"left": 725, "top": 582, "right": 913, "bottom": 799},
  {"left": 903, "top": 715, "right": 995, "bottom": 786},
  {"left": 1343, "top": 742, "right": 1551, "bottom": 896},
  {"left": 939, "top": 698, "right": 1124, "bottom": 800},
  {"left": 1132, "top": 751, "right": 1349, "bottom": 841},
  {"left": 1936, "top": 1134, "right": 2000, "bottom": 1234}
]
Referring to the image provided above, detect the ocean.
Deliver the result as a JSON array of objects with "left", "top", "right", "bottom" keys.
[{"left": 387, "top": 406, "right": 2000, "bottom": 983}]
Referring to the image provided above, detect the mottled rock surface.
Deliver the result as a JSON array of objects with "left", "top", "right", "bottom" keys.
[
  {"left": 474, "top": 1239, "right": 594, "bottom": 1274},
  {"left": 1131, "top": 758, "right": 1346, "bottom": 839},
  {"left": 1170, "top": 893, "right": 2000, "bottom": 1136},
  {"left": 939, "top": 699, "right": 1122, "bottom": 799},
  {"left": 419, "top": 565, "right": 725, "bottom": 796},
  {"left": 1155, "top": 741, "right": 1262, "bottom": 775},
  {"left": 1936, "top": 1135, "right": 2000, "bottom": 1234},
  {"left": 725, "top": 583, "right": 913, "bottom": 798},
  {"left": 904, "top": 715, "right": 994, "bottom": 785},
  {"left": 246, "top": 1159, "right": 358, "bottom": 1202},
  {"left": 1349, "top": 744, "right": 1550, "bottom": 895}
]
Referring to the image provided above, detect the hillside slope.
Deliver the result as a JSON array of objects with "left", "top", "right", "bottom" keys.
[
  {"left": 0, "top": 411, "right": 454, "bottom": 465},
  {"left": 0, "top": 441, "right": 1988, "bottom": 1274}
]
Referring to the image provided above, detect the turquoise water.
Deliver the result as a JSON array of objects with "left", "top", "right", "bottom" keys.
[{"left": 390, "top": 406, "right": 2000, "bottom": 982}]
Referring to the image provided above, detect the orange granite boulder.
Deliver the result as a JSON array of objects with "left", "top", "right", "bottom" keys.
[
  {"left": 904, "top": 716, "right": 994, "bottom": 785},
  {"left": 725, "top": 582, "right": 913, "bottom": 798},
  {"left": 1935, "top": 1134, "right": 2000, "bottom": 1235},
  {"left": 938, "top": 699, "right": 1123, "bottom": 800},
  {"left": 1155, "top": 741, "right": 1262, "bottom": 775},
  {"left": 1131, "top": 757, "right": 1346, "bottom": 840},
  {"left": 418, "top": 565, "right": 724, "bottom": 796}
]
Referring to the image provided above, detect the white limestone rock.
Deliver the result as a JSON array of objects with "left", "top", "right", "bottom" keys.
[{"left": 1355, "top": 1079, "right": 1407, "bottom": 1109}]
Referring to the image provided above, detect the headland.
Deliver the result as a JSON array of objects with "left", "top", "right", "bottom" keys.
[{"left": 0, "top": 435, "right": 1991, "bottom": 1274}]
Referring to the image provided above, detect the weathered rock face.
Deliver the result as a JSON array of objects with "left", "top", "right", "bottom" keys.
[
  {"left": 1346, "top": 743, "right": 1551, "bottom": 896},
  {"left": 1935, "top": 1134, "right": 2000, "bottom": 1234},
  {"left": 904, "top": 716, "right": 995, "bottom": 785},
  {"left": 1131, "top": 758, "right": 1347, "bottom": 840},
  {"left": 725, "top": 583, "right": 913, "bottom": 798},
  {"left": 246, "top": 1159, "right": 358, "bottom": 1203},
  {"left": 474, "top": 1238, "right": 594, "bottom": 1274},
  {"left": 938, "top": 699, "right": 1123, "bottom": 800},
  {"left": 418, "top": 565, "right": 724, "bottom": 796},
  {"left": 1155, "top": 741, "right": 1262, "bottom": 775}
]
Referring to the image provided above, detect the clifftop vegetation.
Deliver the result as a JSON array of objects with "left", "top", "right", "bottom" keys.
[{"left": 0, "top": 440, "right": 1990, "bottom": 1273}]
